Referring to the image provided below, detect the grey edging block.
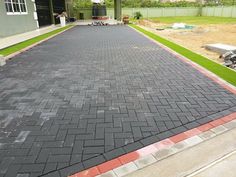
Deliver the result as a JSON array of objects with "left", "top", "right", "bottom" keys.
[{"left": 0, "top": 55, "right": 6, "bottom": 66}]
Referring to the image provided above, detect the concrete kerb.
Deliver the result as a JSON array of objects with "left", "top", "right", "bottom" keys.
[{"left": 0, "top": 55, "right": 6, "bottom": 66}]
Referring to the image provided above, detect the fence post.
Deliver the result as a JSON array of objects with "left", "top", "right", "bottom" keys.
[
  {"left": 221, "top": 6, "right": 224, "bottom": 17},
  {"left": 213, "top": 6, "right": 216, "bottom": 16},
  {"left": 231, "top": 6, "right": 234, "bottom": 17}
]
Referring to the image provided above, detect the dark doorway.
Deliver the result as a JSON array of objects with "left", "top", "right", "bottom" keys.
[
  {"left": 35, "top": 0, "right": 52, "bottom": 27},
  {"left": 53, "top": 0, "right": 66, "bottom": 24}
]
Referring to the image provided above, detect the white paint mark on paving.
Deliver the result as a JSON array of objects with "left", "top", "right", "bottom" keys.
[
  {"left": 39, "top": 117, "right": 50, "bottom": 126},
  {"left": 0, "top": 117, "right": 14, "bottom": 128},
  {"left": 14, "top": 131, "right": 30, "bottom": 143}
]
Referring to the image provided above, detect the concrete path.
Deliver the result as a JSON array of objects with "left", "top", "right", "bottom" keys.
[
  {"left": 190, "top": 151, "right": 236, "bottom": 177},
  {"left": 0, "top": 26, "right": 236, "bottom": 177},
  {"left": 126, "top": 127, "right": 236, "bottom": 177},
  {"left": 0, "top": 25, "right": 61, "bottom": 50}
]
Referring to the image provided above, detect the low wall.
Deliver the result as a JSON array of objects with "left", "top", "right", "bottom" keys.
[
  {"left": 202, "top": 6, "right": 236, "bottom": 17},
  {"left": 74, "top": 6, "right": 236, "bottom": 20}
]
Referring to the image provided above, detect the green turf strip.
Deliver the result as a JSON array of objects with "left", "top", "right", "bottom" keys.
[
  {"left": 129, "top": 24, "right": 236, "bottom": 87},
  {"left": 0, "top": 25, "right": 73, "bottom": 57}
]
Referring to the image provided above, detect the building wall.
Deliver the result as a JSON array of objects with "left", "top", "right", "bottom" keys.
[{"left": 0, "top": 0, "right": 38, "bottom": 38}]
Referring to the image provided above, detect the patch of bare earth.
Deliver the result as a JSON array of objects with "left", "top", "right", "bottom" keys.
[{"left": 138, "top": 20, "right": 236, "bottom": 63}]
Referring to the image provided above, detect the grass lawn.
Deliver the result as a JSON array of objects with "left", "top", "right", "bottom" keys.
[
  {"left": 0, "top": 25, "right": 73, "bottom": 57},
  {"left": 129, "top": 24, "right": 236, "bottom": 87},
  {"left": 149, "top": 16, "right": 236, "bottom": 25}
]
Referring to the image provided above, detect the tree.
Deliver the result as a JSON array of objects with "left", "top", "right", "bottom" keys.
[
  {"left": 105, "top": 0, "right": 114, "bottom": 7},
  {"left": 73, "top": 0, "right": 92, "bottom": 9}
]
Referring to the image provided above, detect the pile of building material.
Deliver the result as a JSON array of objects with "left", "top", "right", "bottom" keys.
[
  {"left": 220, "top": 50, "right": 236, "bottom": 69},
  {"left": 205, "top": 43, "right": 236, "bottom": 70},
  {"left": 205, "top": 43, "right": 236, "bottom": 54}
]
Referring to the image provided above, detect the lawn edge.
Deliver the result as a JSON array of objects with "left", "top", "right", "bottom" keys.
[
  {"left": 148, "top": 16, "right": 236, "bottom": 25},
  {"left": 128, "top": 24, "right": 236, "bottom": 88},
  {"left": 2, "top": 25, "right": 75, "bottom": 61}
]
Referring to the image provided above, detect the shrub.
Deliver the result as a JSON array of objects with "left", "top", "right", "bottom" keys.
[{"left": 134, "top": 11, "right": 142, "bottom": 19}]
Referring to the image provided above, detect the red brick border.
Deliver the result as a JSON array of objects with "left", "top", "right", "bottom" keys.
[{"left": 70, "top": 112, "right": 236, "bottom": 177}]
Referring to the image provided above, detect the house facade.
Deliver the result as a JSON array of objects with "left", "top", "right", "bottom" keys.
[{"left": 0, "top": 0, "right": 72, "bottom": 38}]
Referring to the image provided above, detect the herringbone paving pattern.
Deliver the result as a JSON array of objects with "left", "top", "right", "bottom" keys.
[{"left": 0, "top": 26, "right": 236, "bottom": 177}]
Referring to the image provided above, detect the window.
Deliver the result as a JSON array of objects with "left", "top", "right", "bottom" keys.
[{"left": 4, "top": 0, "right": 28, "bottom": 15}]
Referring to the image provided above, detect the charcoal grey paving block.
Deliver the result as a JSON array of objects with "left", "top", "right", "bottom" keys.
[
  {"left": 0, "top": 157, "right": 15, "bottom": 174},
  {"left": 196, "top": 117, "right": 212, "bottom": 124},
  {"left": 29, "top": 172, "right": 41, "bottom": 177},
  {"left": 103, "top": 148, "right": 126, "bottom": 161},
  {"left": 156, "top": 131, "right": 174, "bottom": 140},
  {"left": 82, "top": 155, "right": 106, "bottom": 169},
  {"left": 140, "top": 135, "right": 160, "bottom": 146},
  {"left": 16, "top": 174, "right": 29, "bottom": 177},
  {"left": 72, "top": 140, "right": 83, "bottom": 154},
  {"left": 47, "top": 147, "right": 72, "bottom": 155},
  {"left": 57, "top": 163, "right": 69, "bottom": 169},
  {"left": 19, "top": 164, "right": 45, "bottom": 173},
  {"left": 3, "top": 164, "right": 22, "bottom": 177},
  {"left": 123, "top": 142, "right": 143, "bottom": 153},
  {"left": 14, "top": 156, "right": 37, "bottom": 164},
  {"left": 47, "top": 155, "right": 71, "bottom": 163},
  {"left": 84, "top": 140, "right": 104, "bottom": 147},
  {"left": 43, "top": 163, "right": 57, "bottom": 174},
  {"left": 41, "top": 171, "right": 61, "bottom": 177},
  {"left": 58, "top": 163, "right": 83, "bottom": 177},
  {"left": 229, "top": 106, "right": 236, "bottom": 111},
  {"left": 70, "top": 154, "right": 82, "bottom": 165},
  {"left": 220, "top": 110, "right": 234, "bottom": 116},
  {"left": 64, "top": 135, "right": 75, "bottom": 147},
  {"left": 82, "top": 154, "right": 100, "bottom": 161},
  {"left": 170, "top": 126, "right": 188, "bottom": 135},
  {"left": 83, "top": 147, "right": 104, "bottom": 154},
  {"left": 184, "top": 122, "right": 201, "bottom": 129},
  {"left": 43, "top": 141, "right": 64, "bottom": 148}
]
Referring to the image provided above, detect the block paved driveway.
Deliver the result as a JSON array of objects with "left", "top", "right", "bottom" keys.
[{"left": 0, "top": 26, "right": 236, "bottom": 177}]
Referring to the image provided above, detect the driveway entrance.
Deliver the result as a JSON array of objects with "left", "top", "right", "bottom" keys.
[{"left": 0, "top": 26, "right": 235, "bottom": 177}]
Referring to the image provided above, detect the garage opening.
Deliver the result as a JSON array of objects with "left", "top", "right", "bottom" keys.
[
  {"left": 35, "top": 0, "right": 52, "bottom": 27},
  {"left": 35, "top": 0, "right": 66, "bottom": 27}
]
